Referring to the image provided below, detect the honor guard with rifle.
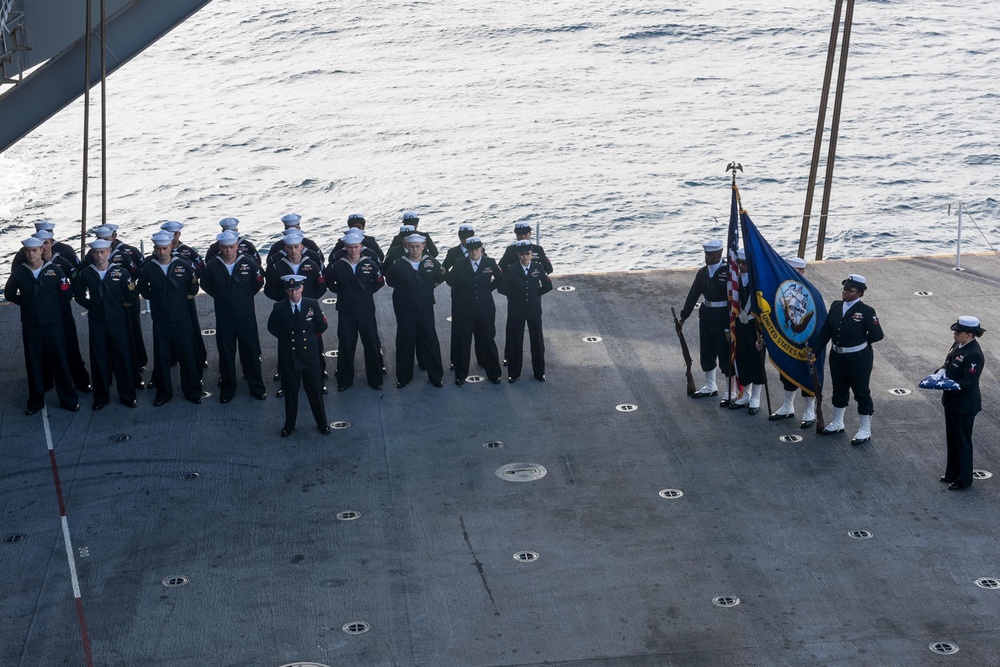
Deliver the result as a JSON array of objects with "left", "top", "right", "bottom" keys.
[{"left": 679, "top": 240, "right": 732, "bottom": 404}]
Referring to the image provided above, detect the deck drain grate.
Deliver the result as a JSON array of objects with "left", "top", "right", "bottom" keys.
[
  {"left": 557, "top": 286, "right": 575, "bottom": 292},
  {"left": 483, "top": 441, "right": 505, "bottom": 449},
  {"left": 278, "top": 663, "right": 333, "bottom": 667},
  {"left": 616, "top": 404, "right": 638, "bottom": 412},
  {"left": 929, "top": 642, "right": 958, "bottom": 655},
  {"left": 180, "top": 472, "right": 201, "bottom": 481},
  {"left": 779, "top": 435, "right": 803, "bottom": 443},
  {"left": 659, "top": 489, "right": 684, "bottom": 499},
  {"left": 162, "top": 575, "right": 189, "bottom": 587},
  {"left": 466, "top": 375, "right": 484, "bottom": 383},
  {"left": 848, "top": 530, "right": 873, "bottom": 539},
  {"left": 342, "top": 621, "right": 370, "bottom": 635},
  {"left": 322, "top": 297, "right": 337, "bottom": 305},
  {"left": 972, "top": 470, "right": 993, "bottom": 480},
  {"left": 330, "top": 420, "right": 352, "bottom": 430},
  {"left": 513, "top": 551, "right": 539, "bottom": 562},
  {"left": 78, "top": 546, "right": 90, "bottom": 558},
  {"left": 889, "top": 387, "right": 911, "bottom": 396},
  {"left": 914, "top": 291, "right": 933, "bottom": 296},
  {"left": 336, "top": 511, "right": 361, "bottom": 521},
  {"left": 713, "top": 596, "right": 740, "bottom": 607},
  {"left": 323, "top": 349, "right": 339, "bottom": 358},
  {"left": 201, "top": 329, "right": 216, "bottom": 336},
  {"left": 583, "top": 336, "right": 603, "bottom": 343},
  {"left": 4, "top": 534, "right": 25, "bottom": 543},
  {"left": 109, "top": 434, "right": 131, "bottom": 443},
  {"left": 496, "top": 463, "right": 547, "bottom": 482},
  {"left": 975, "top": 578, "right": 1000, "bottom": 589}
]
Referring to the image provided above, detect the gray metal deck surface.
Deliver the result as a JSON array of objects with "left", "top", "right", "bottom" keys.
[{"left": 2, "top": 254, "right": 999, "bottom": 666}]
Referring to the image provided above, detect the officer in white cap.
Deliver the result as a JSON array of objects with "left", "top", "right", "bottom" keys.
[
  {"left": 265, "top": 213, "right": 324, "bottom": 270},
  {"left": 266, "top": 274, "right": 331, "bottom": 436},
  {"left": 387, "top": 212, "right": 439, "bottom": 258},
  {"left": 938, "top": 316, "right": 986, "bottom": 490},
  {"left": 769, "top": 256, "right": 817, "bottom": 426},
  {"left": 679, "top": 240, "right": 733, "bottom": 403},
  {"left": 74, "top": 239, "right": 138, "bottom": 409},
  {"left": 205, "top": 218, "right": 262, "bottom": 265},
  {"left": 498, "top": 239, "right": 553, "bottom": 382},
  {"left": 138, "top": 231, "right": 204, "bottom": 406},
  {"left": 384, "top": 232, "right": 446, "bottom": 388},
  {"left": 200, "top": 230, "right": 267, "bottom": 403},
  {"left": 498, "top": 221, "right": 553, "bottom": 275},
  {"left": 811, "top": 274, "right": 885, "bottom": 444},
  {"left": 446, "top": 236, "right": 503, "bottom": 384},
  {"left": 728, "top": 248, "right": 766, "bottom": 414},
  {"left": 4, "top": 237, "right": 81, "bottom": 414}
]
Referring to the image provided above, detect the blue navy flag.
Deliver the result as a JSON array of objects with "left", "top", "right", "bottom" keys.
[{"left": 739, "top": 208, "right": 826, "bottom": 394}]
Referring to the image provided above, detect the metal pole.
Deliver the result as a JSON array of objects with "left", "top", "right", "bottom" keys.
[
  {"left": 955, "top": 202, "right": 964, "bottom": 271},
  {"left": 100, "top": 0, "right": 107, "bottom": 227},
  {"left": 80, "top": 0, "right": 92, "bottom": 257}
]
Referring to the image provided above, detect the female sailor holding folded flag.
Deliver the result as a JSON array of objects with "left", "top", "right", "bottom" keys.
[{"left": 936, "top": 316, "right": 985, "bottom": 490}]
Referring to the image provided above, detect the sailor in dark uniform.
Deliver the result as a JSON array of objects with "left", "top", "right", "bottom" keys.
[
  {"left": 383, "top": 224, "right": 417, "bottom": 267},
  {"left": 679, "top": 240, "right": 731, "bottom": 403},
  {"left": 74, "top": 239, "right": 138, "bottom": 409},
  {"left": 729, "top": 249, "right": 765, "bottom": 414},
  {"left": 328, "top": 214, "right": 384, "bottom": 263},
  {"left": 138, "top": 231, "right": 203, "bottom": 406},
  {"left": 387, "top": 212, "right": 439, "bottom": 257},
  {"left": 200, "top": 230, "right": 267, "bottom": 403},
  {"left": 385, "top": 233, "right": 445, "bottom": 388},
  {"left": 498, "top": 221, "right": 553, "bottom": 275},
  {"left": 265, "top": 213, "right": 325, "bottom": 270},
  {"left": 446, "top": 236, "right": 503, "bottom": 385},
  {"left": 498, "top": 239, "right": 553, "bottom": 382},
  {"left": 769, "top": 256, "right": 817, "bottom": 426},
  {"left": 267, "top": 274, "right": 331, "bottom": 437},
  {"left": 4, "top": 237, "right": 80, "bottom": 414},
  {"left": 325, "top": 230, "right": 385, "bottom": 391},
  {"left": 159, "top": 220, "right": 209, "bottom": 370},
  {"left": 939, "top": 316, "right": 986, "bottom": 490},
  {"left": 812, "top": 274, "right": 884, "bottom": 444},
  {"left": 92, "top": 223, "right": 148, "bottom": 380},
  {"left": 205, "top": 217, "right": 261, "bottom": 265},
  {"left": 442, "top": 223, "right": 490, "bottom": 370},
  {"left": 10, "top": 220, "right": 82, "bottom": 273},
  {"left": 29, "top": 229, "right": 92, "bottom": 393}
]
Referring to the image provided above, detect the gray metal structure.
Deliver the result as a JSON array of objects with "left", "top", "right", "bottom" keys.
[{"left": 0, "top": 0, "right": 215, "bottom": 154}]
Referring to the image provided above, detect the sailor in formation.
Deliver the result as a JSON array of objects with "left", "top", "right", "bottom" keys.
[
  {"left": 445, "top": 236, "right": 503, "bottom": 385},
  {"left": 811, "top": 274, "right": 885, "bottom": 444},
  {"left": 679, "top": 240, "right": 732, "bottom": 403},
  {"left": 768, "top": 256, "right": 818, "bottom": 427},
  {"left": 265, "top": 213, "right": 325, "bottom": 270},
  {"left": 387, "top": 212, "right": 439, "bottom": 258},
  {"left": 159, "top": 220, "right": 209, "bottom": 370},
  {"left": 328, "top": 213, "right": 384, "bottom": 263},
  {"left": 498, "top": 221, "right": 553, "bottom": 274},
  {"left": 728, "top": 249, "right": 765, "bottom": 414},
  {"left": 205, "top": 217, "right": 261, "bottom": 265},
  {"left": 498, "top": 239, "right": 552, "bottom": 383}
]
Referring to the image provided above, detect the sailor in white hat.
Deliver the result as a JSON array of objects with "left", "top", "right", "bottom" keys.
[
  {"left": 498, "top": 238, "right": 553, "bottom": 382},
  {"left": 499, "top": 220, "right": 553, "bottom": 275},
  {"left": 205, "top": 218, "right": 261, "bottom": 265},
  {"left": 769, "top": 256, "right": 817, "bottom": 426},
  {"left": 266, "top": 273, "right": 331, "bottom": 437},
  {"left": 329, "top": 215, "right": 385, "bottom": 264},
  {"left": 937, "top": 316, "right": 987, "bottom": 490},
  {"left": 137, "top": 230, "right": 204, "bottom": 406},
  {"left": 157, "top": 221, "right": 208, "bottom": 368},
  {"left": 811, "top": 274, "right": 885, "bottom": 444},
  {"left": 11, "top": 221, "right": 80, "bottom": 272},
  {"left": 388, "top": 212, "right": 439, "bottom": 258},
  {"left": 4, "top": 237, "right": 81, "bottom": 414},
  {"left": 265, "top": 213, "right": 324, "bottom": 270},
  {"left": 442, "top": 223, "right": 480, "bottom": 271},
  {"left": 678, "top": 240, "right": 733, "bottom": 403}
]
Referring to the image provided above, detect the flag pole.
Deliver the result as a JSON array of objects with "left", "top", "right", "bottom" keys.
[
  {"left": 725, "top": 162, "right": 743, "bottom": 405},
  {"left": 734, "top": 179, "right": 772, "bottom": 417}
]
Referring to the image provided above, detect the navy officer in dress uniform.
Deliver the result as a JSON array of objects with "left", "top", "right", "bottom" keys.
[
  {"left": 811, "top": 274, "right": 885, "bottom": 444},
  {"left": 679, "top": 240, "right": 732, "bottom": 403},
  {"left": 200, "top": 230, "right": 267, "bottom": 403},
  {"left": 939, "top": 316, "right": 986, "bottom": 490},
  {"left": 4, "top": 236, "right": 80, "bottom": 414},
  {"left": 267, "top": 274, "right": 331, "bottom": 437},
  {"left": 446, "top": 236, "right": 503, "bottom": 385},
  {"left": 138, "top": 231, "right": 203, "bottom": 406},
  {"left": 498, "top": 221, "right": 553, "bottom": 275},
  {"left": 74, "top": 239, "right": 138, "bottom": 409},
  {"left": 498, "top": 239, "right": 553, "bottom": 382}
]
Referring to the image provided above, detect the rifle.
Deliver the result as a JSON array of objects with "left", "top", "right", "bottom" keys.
[
  {"left": 672, "top": 307, "right": 696, "bottom": 396},
  {"left": 806, "top": 349, "right": 826, "bottom": 433}
]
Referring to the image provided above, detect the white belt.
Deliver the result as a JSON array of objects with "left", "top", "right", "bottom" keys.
[
  {"left": 832, "top": 342, "right": 868, "bottom": 354},
  {"left": 738, "top": 313, "right": 755, "bottom": 324},
  {"left": 703, "top": 300, "right": 727, "bottom": 308}
]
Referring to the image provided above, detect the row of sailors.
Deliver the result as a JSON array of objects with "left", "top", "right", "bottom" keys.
[{"left": 4, "top": 216, "right": 554, "bottom": 419}]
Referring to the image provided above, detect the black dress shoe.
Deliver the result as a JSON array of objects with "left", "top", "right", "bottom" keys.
[
  {"left": 768, "top": 412, "right": 794, "bottom": 421},
  {"left": 819, "top": 426, "right": 845, "bottom": 435},
  {"left": 319, "top": 425, "right": 331, "bottom": 435},
  {"left": 381, "top": 366, "right": 387, "bottom": 374},
  {"left": 281, "top": 427, "right": 294, "bottom": 437},
  {"left": 691, "top": 389, "right": 718, "bottom": 398},
  {"left": 395, "top": 381, "right": 408, "bottom": 389},
  {"left": 948, "top": 481, "right": 969, "bottom": 491},
  {"left": 322, "top": 385, "right": 329, "bottom": 394},
  {"left": 25, "top": 407, "right": 40, "bottom": 416},
  {"left": 939, "top": 476, "right": 956, "bottom": 483},
  {"left": 432, "top": 380, "right": 444, "bottom": 388},
  {"left": 747, "top": 407, "right": 760, "bottom": 416},
  {"left": 337, "top": 385, "right": 350, "bottom": 392},
  {"left": 122, "top": 399, "right": 137, "bottom": 408},
  {"left": 202, "top": 360, "right": 209, "bottom": 369},
  {"left": 323, "top": 370, "right": 330, "bottom": 379},
  {"left": 508, "top": 376, "right": 518, "bottom": 383},
  {"left": 502, "top": 359, "right": 508, "bottom": 366},
  {"left": 188, "top": 396, "right": 203, "bottom": 405},
  {"left": 147, "top": 379, "right": 156, "bottom": 389},
  {"left": 65, "top": 403, "right": 81, "bottom": 412},
  {"left": 139, "top": 365, "right": 147, "bottom": 373},
  {"left": 490, "top": 378, "right": 502, "bottom": 384},
  {"left": 252, "top": 392, "right": 267, "bottom": 400},
  {"left": 800, "top": 419, "right": 816, "bottom": 429},
  {"left": 276, "top": 388, "right": 285, "bottom": 397},
  {"left": 850, "top": 435, "right": 870, "bottom": 446},
  {"left": 727, "top": 401, "right": 748, "bottom": 410},
  {"left": 220, "top": 396, "right": 232, "bottom": 404},
  {"left": 534, "top": 374, "right": 546, "bottom": 382},
  {"left": 719, "top": 399, "right": 732, "bottom": 408},
  {"left": 449, "top": 363, "right": 454, "bottom": 370},
  {"left": 154, "top": 397, "right": 169, "bottom": 407},
  {"left": 136, "top": 381, "right": 146, "bottom": 390},
  {"left": 79, "top": 384, "right": 93, "bottom": 393},
  {"left": 273, "top": 372, "right": 281, "bottom": 382},
  {"left": 92, "top": 402, "right": 105, "bottom": 411},
  {"left": 455, "top": 378, "right": 465, "bottom": 386}
]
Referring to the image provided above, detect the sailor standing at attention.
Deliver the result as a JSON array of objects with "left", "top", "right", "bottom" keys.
[
  {"left": 4, "top": 236, "right": 80, "bottom": 414},
  {"left": 205, "top": 217, "right": 261, "bottom": 265},
  {"left": 498, "top": 221, "right": 554, "bottom": 275},
  {"left": 91, "top": 223, "right": 147, "bottom": 382},
  {"left": 387, "top": 212, "right": 439, "bottom": 258},
  {"left": 938, "top": 316, "right": 986, "bottom": 491},
  {"left": 811, "top": 274, "right": 884, "bottom": 444},
  {"left": 679, "top": 240, "right": 732, "bottom": 403},
  {"left": 200, "top": 230, "right": 268, "bottom": 403},
  {"left": 160, "top": 220, "right": 209, "bottom": 370},
  {"left": 265, "top": 213, "right": 325, "bottom": 270},
  {"left": 446, "top": 236, "right": 503, "bottom": 385},
  {"left": 769, "top": 256, "right": 818, "bottom": 427},
  {"left": 267, "top": 274, "right": 331, "bottom": 437},
  {"left": 328, "top": 214, "right": 384, "bottom": 263},
  {"left": 729, "top": 249, "right": 765, "bottom": 414},
  {"left": 498, "top": 239, "right": 553, "bottom": 383},
  {"left": 9, "top": 220, "right": 81, "bottom": 272}
]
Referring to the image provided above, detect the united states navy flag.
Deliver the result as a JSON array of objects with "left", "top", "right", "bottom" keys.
[{"left": 740, "top": 208, "right": 826, "bottom": 394}]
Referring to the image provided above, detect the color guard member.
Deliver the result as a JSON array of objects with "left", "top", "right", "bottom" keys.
[{"left": 679, "top": 240, "right": 731, "bottom": 402}]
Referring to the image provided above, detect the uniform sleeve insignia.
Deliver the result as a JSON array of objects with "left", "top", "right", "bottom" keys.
[
  {"left": 969, "top": 363, "right": 977, "bottom": 373},
  {"left": 872, "top": 316, "right": 879, "bottom": 324},
  {"left": 127, "top": 283, "right": 136, "bottom": 291}
]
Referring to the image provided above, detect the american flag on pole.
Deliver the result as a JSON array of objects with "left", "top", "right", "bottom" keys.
[{"left": 726, "top": 184, "right": 742, "bottom": 389}]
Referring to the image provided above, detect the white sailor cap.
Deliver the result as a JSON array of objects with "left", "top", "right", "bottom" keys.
[
  {"left": 32, "top": 230, "right": 54, "bottom": 240},
  {"left": 347, "top": 213, "right": 365, "bottom": 222},
  {"left": 219, "top": 217, "right": 240, "bottom": 230},
  {"left": 151, "top": 231, "right": 173, "bottom": 247},
  {"left": 403, "top": 233, "right": 426, "bottom": 244},
  {"left": 399, "top": 224, "right": 416, "bottom": 234},
  {"left": 736, "top": 248, "right": 746, "bottom": 261},
  {"left": 951, "top": 316, "right": 986, "bottom": 335},
  {"left": 515, "top": 239, "right": 533, "bottom": 253},
  {"left": 402, "top": 211, "right": 419, "bottom": 222},
  {"left": 92, "top": 225, "right": 115, "bottom": 239},
  {"left": 21, "top": 237, "right": 44, "bottom": 248},
  {"left": 88, "top": 239, "right": 112, "bottom": 250},
  {"left": 216, "top": 230, "right": 240, "bottom": 245},
  {"left": 464, "top": 236, "right": 483, "bottom": 250},
  {"left": 785, "top": 256, "right": 807, "bottom": 270},
  {"left": 458, "top": 224, "right": 475, "bottom": 232},
  {"left": 33, "top": 220, "right": 55, "bottom": 232},
  {"left": 103, "top": 223, "right": 119, "bottom": 232},
  {"left": 281, "top": 213, "right": 302, "bottom": 227},
  {"left": 514, "top": 221, "right": 531, "bottom": 231},
  {"left": 842, "top": 274, "right": 867, "bottom": 289},
  {"left": 702, "top": 240, "right": 723, "bottom": 252},
  {"left": 282, "top": 229, "right": 305, "bottom": 245},
  {"left": 340, "top": 231, "right": 363, "bottom": 244},
  {"left": 160, "top": 221, "right": 184, "bottom": 233},
  {"left": 281, "top": 274, "right": 307, "bottom": 287}
]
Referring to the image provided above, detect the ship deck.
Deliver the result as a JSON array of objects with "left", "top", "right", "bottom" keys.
[{"left": 2, "top": 254, "right": 999, "bottom": 666}]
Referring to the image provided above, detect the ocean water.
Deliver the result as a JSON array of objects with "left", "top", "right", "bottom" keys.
[{"left": 2, "top": 0, "right": 999, "bottom": 273}]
